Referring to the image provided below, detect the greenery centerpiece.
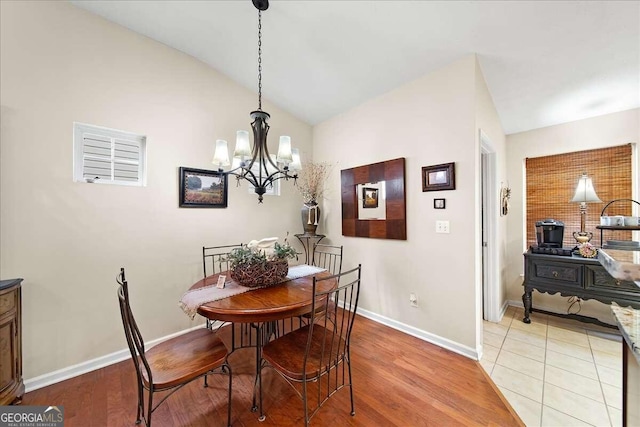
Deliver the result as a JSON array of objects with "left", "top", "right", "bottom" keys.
[
  {"left": 296, "top": 162, "right": 331, "bottom": 235},
  {"left": 227, "top": 236, "right": 297, "bottom": 287}
]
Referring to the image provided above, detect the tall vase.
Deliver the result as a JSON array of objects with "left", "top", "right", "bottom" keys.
[{"left": 301, "top": 202, "right": 320, "bottom": 235}]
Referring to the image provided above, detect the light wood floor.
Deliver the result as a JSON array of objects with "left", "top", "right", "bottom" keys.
[{"left": 23, "top": 315, "right": 524, "bottom": 426}]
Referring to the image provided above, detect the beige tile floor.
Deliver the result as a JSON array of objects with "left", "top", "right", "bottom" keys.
[{"left": 481, "top": 306, "right": 623, "bottom": 427}]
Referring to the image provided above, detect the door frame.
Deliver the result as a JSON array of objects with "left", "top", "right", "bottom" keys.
[{"left": 480, "top": 130, "right": 500, "bottom": 322}]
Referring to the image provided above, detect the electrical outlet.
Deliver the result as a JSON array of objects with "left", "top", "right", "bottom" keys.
[
  {"left": 410, "top": 293, "right": 418, "bottom": 307},
  {"left": 435, "top": 220, "right": 450, "bottom": 233}
]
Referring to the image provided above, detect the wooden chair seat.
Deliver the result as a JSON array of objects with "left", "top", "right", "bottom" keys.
[
  {"left": 263, "top": 324, "right": 345, "bottom": 381},
  {"left": 116, "top": 268, "right": 232, "bottom": 427},
  {"left": 141, "top": 328, "right": 228, "bottom": 389},
  {"left": 259, "top": 265, "right": 361, "bottom": 426}
]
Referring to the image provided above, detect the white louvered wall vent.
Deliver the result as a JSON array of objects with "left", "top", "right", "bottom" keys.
[{"left": 73, "top": 123, "right": 146, "bottom": 186}]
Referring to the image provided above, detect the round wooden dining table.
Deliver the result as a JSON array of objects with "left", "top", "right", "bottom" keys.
[
  {"left": 188, "top": 269, "right": 337, "bottom": 418},
  {"left": 190, "top": 270, "right": 336, "bottom": 323}
]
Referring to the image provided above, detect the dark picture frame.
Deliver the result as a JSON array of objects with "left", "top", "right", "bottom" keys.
[
  {"left": 434, "top": 198, "right": 446, "bottom": 209},
  {"left": 362, "top": 187, "right": 379, "bottom": 208},
  {"left": 422, "top": 162, "right": 455, "bottom": 192},
  {"left": 179, "top": 167, "right": 228, "bottom": 208}
]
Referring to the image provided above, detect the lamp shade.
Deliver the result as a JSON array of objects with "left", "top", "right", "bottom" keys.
[
  {"left": 212, "top": 139, "right": 230, "bottom": 167},
  {"left": 276, "top": 135, "right": 293, "bottom": 164},
  {"left": 233, "top": 130, "right": 251, "bottom": 159},
  {"left": 570, "top": 173, "right": 601, "bottom": 203},
  {"left": 289, "top": 148, "right": 302, "bottom": 171},
  {"left": 231, "top": 156, "right": 242, "bottom": 169}
]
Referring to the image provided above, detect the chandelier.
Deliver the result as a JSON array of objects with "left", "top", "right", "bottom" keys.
[{"left": 212, "top": 0, "right": 301, "bottom": 203}]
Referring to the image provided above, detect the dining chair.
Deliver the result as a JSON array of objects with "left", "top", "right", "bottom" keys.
[
  {"left": 311, "top": 243, "right": 343, "bottom": 275},
  {"left": 116, "top": 268, "right": 232, "bottom": 427},
  {"left": 259, "top": 265, "right": 362, "bottom": 426},
  {"left": 298, "top": 243, "right": 344, "bottom": 326},
  {"left": 203, "top": 243, "right": 243, "bottom": 278},
  {"left": 202, "top": 244, "right": 242, "bottom": 330}
]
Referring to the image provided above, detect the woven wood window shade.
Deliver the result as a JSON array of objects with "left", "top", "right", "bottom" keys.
[{"left": 526, "top": 144, "right": 632, "bottom": 248}]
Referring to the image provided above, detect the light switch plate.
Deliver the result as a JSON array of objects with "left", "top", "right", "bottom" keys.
[{"left": 436, "top": 220, "right": 450, "bottom": 233}]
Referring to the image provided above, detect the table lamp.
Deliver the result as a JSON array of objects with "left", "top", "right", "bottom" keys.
[{"left": 570, "top": 173, "right": 601, "bottom": 244}]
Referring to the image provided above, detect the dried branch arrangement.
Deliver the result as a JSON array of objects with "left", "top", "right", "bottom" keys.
[{"left": 296, "top": 162, "right": 331, "bottom": 204}]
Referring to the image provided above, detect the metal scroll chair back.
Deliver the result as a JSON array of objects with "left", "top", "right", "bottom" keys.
[
  {"left": 202, "top": 244, "right": 243, "bottom": 330},
  {"left": 261, "top": 265, "right": 362, "bottom": 426},
  {"left": 301, "top": 243, "right": 343, "bottom": 324},
  {"left": 203, "top": 243, "right": 243, "bottom": 278},
  {"left": 116, "top": 268, "right": 232, "bottom": 427},
  {"left": 311, "top": 243, "right": 343, "bottom": 275}
]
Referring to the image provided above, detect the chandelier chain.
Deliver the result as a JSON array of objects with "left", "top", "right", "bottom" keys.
[{"left": 257, "top": 10, "right": 262, "bottom": 111}]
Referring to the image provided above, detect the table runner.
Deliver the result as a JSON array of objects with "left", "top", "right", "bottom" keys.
[{"left": 179, "top": 264, "right": 326, "bottom": 320}]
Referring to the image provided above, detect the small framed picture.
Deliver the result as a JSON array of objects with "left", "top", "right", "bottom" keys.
[
  {"left": 422, "top": 162, "right": 455, "bottom": 192},
  {"left": 362, "top": 187, "right": 379, "bottom": 208},
  {"left": 434, "top": 198, "right": 446, "bottom": 209},
  {"left": 179, "top": 167, "right": 228, "bottom": 208}
]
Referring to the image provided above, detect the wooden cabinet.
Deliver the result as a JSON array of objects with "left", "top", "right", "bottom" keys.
[
  {"left": 523, "top": 253, "right": 640, "bottom": 326},
  {"left": 0, "top": 279, "right": 24, "bottom": 405}
]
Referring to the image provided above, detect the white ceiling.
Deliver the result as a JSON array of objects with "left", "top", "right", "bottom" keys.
[{"left": 71, "top": 0, "right": 639, "bottom": 135}]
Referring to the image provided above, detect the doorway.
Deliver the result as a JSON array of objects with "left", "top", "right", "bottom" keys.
[{"left": 480, "top": 131, "right": 499, "bottom": 322}]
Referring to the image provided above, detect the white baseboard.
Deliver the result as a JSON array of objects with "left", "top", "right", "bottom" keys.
[
  {"left": 24, "top": 322, "right": 217, "bottom": 393},
  {"left": 356, "top": 307, "right": 479, "bottom": 361},
  {"left": 508, "top": 299, "right": 524, "bottom": 308},
  {"left": 25, "top": 310, "right": 478, "bottom": 392},
  {"left": 499, "top": 300, "right": 511, "bottom": 319}
]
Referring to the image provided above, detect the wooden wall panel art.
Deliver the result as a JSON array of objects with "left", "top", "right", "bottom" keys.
[{"left": 341, "top": 158, "right": 406, "bottom": 240}]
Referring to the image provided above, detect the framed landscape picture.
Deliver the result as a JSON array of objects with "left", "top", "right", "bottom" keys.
[{"left": 179, "top": 167, "right": 228, "bottom": 208}]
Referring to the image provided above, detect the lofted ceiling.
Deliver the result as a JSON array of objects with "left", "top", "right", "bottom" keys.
[{"left": 71, "top": 0, "right": 639, "bottom": 135}]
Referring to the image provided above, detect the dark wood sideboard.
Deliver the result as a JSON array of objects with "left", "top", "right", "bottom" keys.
[
  {"left": 523, "top": 252, "right": 640, "bottom": 327},
  {"left": 0, "top": 278, "right": 24, "bottom": 405}
]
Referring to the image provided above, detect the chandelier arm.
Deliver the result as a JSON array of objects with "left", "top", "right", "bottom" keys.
[
  {"left": 263, "top": 170, "right": 296, "bottom": 183},
  {"left": 244, "top": 168, "right": 260, "bottom": 186},
  {"left": 250, "top": 111, "right": 273, "bottom": 184},
  {"left": 244, "top": 167, "right": 285, "bottom": 188},
  {"left": 264, "top": 152, "right": 282, "bottom": 173},
  {"left": 225, "top": 152, "right": 258, "bottom": 176},
  {"left": 226, "top": 168, "right": 259, "bottom": 188},
  {"left": 228, "top": 166, "right": 293, "bottom": 186}
]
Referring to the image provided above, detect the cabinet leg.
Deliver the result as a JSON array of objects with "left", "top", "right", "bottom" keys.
[{"left": 522, "top": 290, "right": 532, "bottom": 324}]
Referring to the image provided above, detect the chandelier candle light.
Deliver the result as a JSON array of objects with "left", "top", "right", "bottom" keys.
[
  {"left": 570, "top": 172, "right": 601, "bottom": 244},
  {"left": 211, "top": 0, "right": 302, "bottom": 203}
]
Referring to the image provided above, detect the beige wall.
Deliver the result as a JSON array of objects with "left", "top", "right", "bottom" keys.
[
  {"left": 313, "top": 55, "right": 506, "bottom": 351},
  {"left": 0, "top": 0, "right": 539, "bottom": 381},
  {"left": 0, "top": 1, "right": 312, "bottom": 378},
  {"left": 505, "top": 108, "right": 640, "bottom": 323}
]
